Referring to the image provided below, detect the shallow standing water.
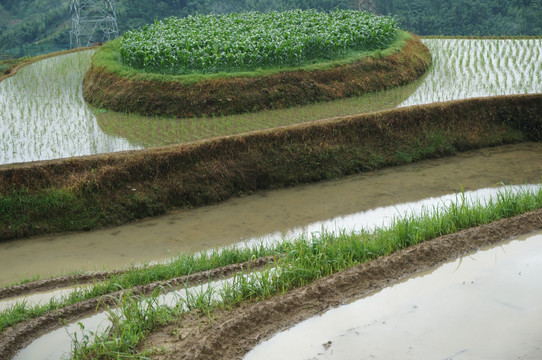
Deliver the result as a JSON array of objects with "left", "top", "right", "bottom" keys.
[
  {"left": 400, "top": 38, "right": 542, "bottom": 107},
  {"left": 1, "top": 39, "right": 540, "bottom": 163},
  {"left": 0, "top": 142, "right": 540, "bottom": 286},
  {"left": 0, "top": 51, "right": 140, "bottom": 165},
  {"left": 245, "top": 231, "right": 542, "bottom": 360}
]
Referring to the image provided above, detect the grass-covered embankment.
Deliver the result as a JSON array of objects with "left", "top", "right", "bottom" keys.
[
  {"left": 0, "top": 93, "right": 540, "bottom": 241},
  {"left": 82, "top": 31, "right": 431, "bottom": 117}
]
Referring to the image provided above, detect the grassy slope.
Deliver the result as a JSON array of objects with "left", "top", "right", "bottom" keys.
[
  {"left": 0, "top": 93, "right": 540, "bottom": 241},
  {"left": 83, "top": 32, "right": 432, "bottom": 117},
  {"left": 94, "top": 76, "right": 425, "bottom": 148}
]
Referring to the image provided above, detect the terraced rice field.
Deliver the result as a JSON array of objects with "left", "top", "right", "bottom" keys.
[
  {"left": 0, "top": 38, "right": 541, "bottom": 164},
  {"left": 3, "top": 185, "right": 541, "bottom": 360},
  {"left": 0, "top": 52, "right": 139, "bottom": 165},
  {"left": 400, "top": 38, "right": 542, "bottom": 106},
  {"left": 0, "top": 36, "right": 541, "bottom": 360}
]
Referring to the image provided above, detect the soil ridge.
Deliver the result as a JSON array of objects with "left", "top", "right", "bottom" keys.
[
  {"left": 0, "top": 270, "right": 126, "bottom": 300},
  {"left": 0, "top": 256, "right": 274, "bottom": 360},
  {"left": 2, "top": 94, "right": 540, "bottom": 242},
  {"left": 141, "top": 209, "right": 542, "bottom": 359},
  {"left": 83, "top": 35, "right": 431, "bottom": 117}
]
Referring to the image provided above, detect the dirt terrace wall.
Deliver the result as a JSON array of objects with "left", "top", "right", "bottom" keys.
[
  {"left": 0, "top": 94, "right": 541, "bottom": 241},
  {"left": 82, "top": 36, "right": 431, "bottom": 117}
]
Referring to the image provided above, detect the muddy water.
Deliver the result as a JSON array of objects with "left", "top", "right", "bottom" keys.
[
  {"left": 0, "top": 142, "right": 541, "bottom": 286},
  {"left": 12, "top": 273, "right": 258, "bottom": 360},
  {"left": 245, "top": 231, "right": 542, "bottom": 360},
  {"left": 0, "top": 286, "right": 87, "bottom": 312}
]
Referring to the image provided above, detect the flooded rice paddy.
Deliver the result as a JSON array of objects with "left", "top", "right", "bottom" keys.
[
  {"left": 97, "top": 38, "right": 542, "bottom": 148},
  {"left": 400, "top": 38, "right": 542, "bottom": 106},
  {"left": 7, "top": 220, "right": 542, "bottom": 360},
  {"left": 0, "top": 52, "right": 140, "bottom": 165},
  {"left": 0, "top": 142, "right": 541, "bottom": 286},
  {"left": 245, "top": 230, "right": 542, "bottom": 360},
  {"left": 6, "top": 191, "right": 542, "bottom": 360},
  {"left": 1, "top": 37, "right": 541, "bottom": 359},
  {"left": 1, "top": 39, "right": 541, "bottom": 164},
  {"left": 12, "top": 271, "right": 270, "bottom": 360},
  {"left": 0, "top": 285, "right": 87, "bottom": 312}
]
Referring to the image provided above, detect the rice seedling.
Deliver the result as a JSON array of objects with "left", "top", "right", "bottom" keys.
[
  {"left": 2, "top": 36, "right": 539, "bottom": 165},
  {"left": 96, "top": 38, "right": 542, "bottom": 148},
  {"left": 400, "top": 39, "right": 542, "bottom": 106},
  {"left": 94, "top": 77, "right": 423, "bottom": 148},
  {"left": 0, "top": 241, "right": 283, "bottom": 333},
  {"left": 0, "top": 51, "right": 141, "bottom": 165}
]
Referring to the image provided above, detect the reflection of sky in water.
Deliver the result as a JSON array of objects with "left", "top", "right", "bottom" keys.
[
  {"left": 7, "top": 185, "right": 541, "bottom": 360},
  {"left": 246, "top": 231, "right": 542, "bottom": 360},
  {"left": 240, "top": 184, "right": 541, "bottom": 250},
  {"left": 12, "top": 273, "right": 259, "bottom": 360},
  {"left": 0, "top": 51, "right": 140, "bottom": 165},
  {"left": 400, "top": 39, "right": 542, "bottom": 107}
]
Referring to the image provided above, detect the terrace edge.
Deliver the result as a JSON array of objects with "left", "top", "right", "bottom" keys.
[
  {"left": 0, "top": 93, "right": 541, "bottom": 241},
  {"left": 81, "top": 34, "right": 432, "bottom": 117}
]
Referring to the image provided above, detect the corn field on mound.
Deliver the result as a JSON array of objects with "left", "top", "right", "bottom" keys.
[
  {"left": 83, "top": 34, "right": 430, "bottom": 118},
  {"left": 120, "top": 10, "right": 398, "bottom": 75}
]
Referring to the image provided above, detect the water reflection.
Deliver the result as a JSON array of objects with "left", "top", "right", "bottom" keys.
[
  {"left": 0, "top": 52, "right": 140, "bottom": 165},
  {"left": 245, "top": 231, "right": 542, "bottom": 360}
]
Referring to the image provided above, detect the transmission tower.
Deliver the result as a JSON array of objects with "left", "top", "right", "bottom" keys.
[
  {"left": 358, "top": 0, "right": 377, "bottom": 13},
  {"left": 70, "top": 0, "right": 119, "bottom": 48}
]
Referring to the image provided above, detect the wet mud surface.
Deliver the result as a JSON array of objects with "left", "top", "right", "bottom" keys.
[
  {"left": 0, "top": 210, "right": 541, "bottom": 359},
  {"left": 245, "top": 232, "right": 542, "bottom": 359},
  {"left": 0, "top": 256, "right": 274, "bottom": 360},
  {"left": 140, "top": 209, "right": 542, "bottom": 360},
  {"left": 0, "top": 270, "right": 125, "bottom": 300}
]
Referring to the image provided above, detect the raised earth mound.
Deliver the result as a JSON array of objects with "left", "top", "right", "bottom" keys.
[{"left": 82, "top": 10, "right": 431, "bottom": 117}]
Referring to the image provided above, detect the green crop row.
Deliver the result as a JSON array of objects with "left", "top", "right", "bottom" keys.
[
  {"left": 70, "top": 185, "right": 542, "bottom": 359},
  {"left": 119, "top": 10, "right": 398, "bottom": 75}
]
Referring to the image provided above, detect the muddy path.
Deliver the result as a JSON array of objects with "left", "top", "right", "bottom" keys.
[
  {"left": 0, "top": 256, "right": 274, "bottom": 360},
  {"left": 141, "top": 208, "right": 542, "bottom": 360}
]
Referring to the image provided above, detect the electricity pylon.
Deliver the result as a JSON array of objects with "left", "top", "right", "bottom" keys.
[
  {"left": 358, "top": 0, "right": 377, "bottom": 13},
  {"left": 70, "top": 0, "right": 119, "bottom": 48}
]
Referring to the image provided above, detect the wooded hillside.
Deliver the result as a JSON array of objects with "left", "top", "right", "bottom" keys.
[{"left": 1, "top": 0, "right": 541, "bottom": 57}]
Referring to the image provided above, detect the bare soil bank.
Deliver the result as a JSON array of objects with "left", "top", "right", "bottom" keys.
[
  {"left": 0, "top": 94, "right": 540, "bottom": 241},
  {"left": 82, "top": 35, "right": 431, "bottom": 118},
  {"left": 141, "top": 208, "right": 542, "bottom": 360}
]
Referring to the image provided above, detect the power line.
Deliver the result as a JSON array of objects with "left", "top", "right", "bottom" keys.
[{"left": 359, "top": 0, "right": 377, "bottom": 13}]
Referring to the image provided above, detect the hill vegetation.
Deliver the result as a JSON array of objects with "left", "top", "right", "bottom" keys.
[{"left": 1, "top": 0, "right": 540, "bottom": 57}]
